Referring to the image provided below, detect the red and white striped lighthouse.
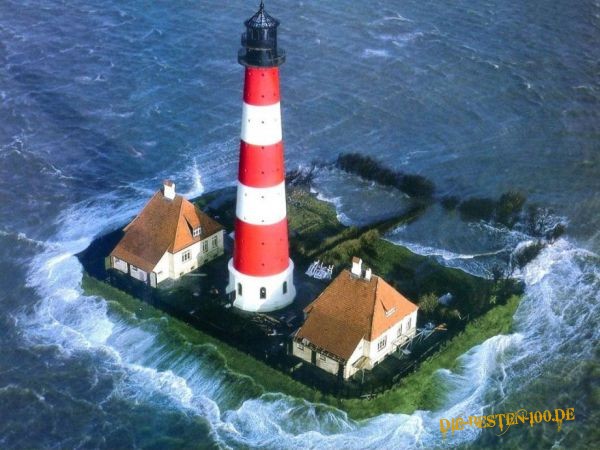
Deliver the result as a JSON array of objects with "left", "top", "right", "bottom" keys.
[{"left": 227, "top": 1, "right": 296, "bottom": 312}]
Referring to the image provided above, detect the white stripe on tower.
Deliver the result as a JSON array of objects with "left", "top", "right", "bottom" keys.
[
  {"left": 240, "top": 102, "right": 282, "bottom": 146},
  {"left": 235, "top": 181, "right": 286, "bottom": 225}
]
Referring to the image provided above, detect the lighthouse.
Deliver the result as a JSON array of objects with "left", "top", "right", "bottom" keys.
[{"left": 227, "top": 1, "right": 296, "bottom": 312}]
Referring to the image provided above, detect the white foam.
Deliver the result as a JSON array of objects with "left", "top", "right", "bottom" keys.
[
  {"left": 313, "top": 191, "right": 354, "bottom": 226},
  {"left": 362, "top": 48, "right": 391, "bottom": 59},
  {"left": 383, "top": 236, "right": 503, "bottom": 278},
  {"left": 180, "top": 158, "right": 205, "bottom": 198},
  {"left": 0, "top": 230, "right": 48, "bottom": 249}
]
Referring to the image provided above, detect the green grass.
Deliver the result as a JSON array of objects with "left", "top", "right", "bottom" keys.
[
  {"left": 288, "top": 189, "right": 341, "bottom": 232},
  {"left": 82, "top": 274, "right": 521, "bottom": 420},
  {"left": 287, "top": 189, "right": 346, "bottom": 259}
]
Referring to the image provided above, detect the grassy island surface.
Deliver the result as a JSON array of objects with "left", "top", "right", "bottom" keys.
[{"left": 79, "top": 185, "right": 522, "bottom": 420}]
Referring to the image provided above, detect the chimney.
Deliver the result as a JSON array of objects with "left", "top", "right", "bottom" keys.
[
  {"left": 365, "top": 267, "right": 372, "bottom": 281},
  {"left": 163, "top": 180, "right": 176, "bottom": 200},
  {"left": 351, "top": 257, "right": 362, "bottom": 277}
]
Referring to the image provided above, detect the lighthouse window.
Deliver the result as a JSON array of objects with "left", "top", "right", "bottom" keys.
[
  {"left": 237, "top": 283, "right": 242, "bottom": 296},
  {"left": 283, "top": 281, "right": 288, "bottom": 294},
  {"left": 260, "top": 287, "right": 266, "bottom": 299}
]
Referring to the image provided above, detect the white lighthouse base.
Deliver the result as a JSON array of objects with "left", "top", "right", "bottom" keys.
[{"left": 227, "top": 259, "right": 296, "bottom": 312}]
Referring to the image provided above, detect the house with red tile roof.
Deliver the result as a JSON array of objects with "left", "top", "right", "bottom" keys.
[
  {"left": 109, "top": 180, "right": 224, "bottom": 287},
  {"left": 292, "top": 257, "right": 418, "bottom": 379}
]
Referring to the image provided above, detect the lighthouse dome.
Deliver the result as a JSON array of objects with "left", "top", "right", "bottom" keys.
[{"left": 245, "top": 1, "right": 280, "bottom": 29}]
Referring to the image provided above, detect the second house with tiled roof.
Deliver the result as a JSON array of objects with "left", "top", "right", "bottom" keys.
[
  {"left": 109, "top": 180, "right": 224, "bottom": 287},
  {"left": 292, "top": 257, "right": 419, "bottom": 380}
]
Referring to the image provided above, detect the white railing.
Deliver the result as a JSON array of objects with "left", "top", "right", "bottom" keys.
[{"left": 305, "top": 260, "right": 333, "bottom": 280}]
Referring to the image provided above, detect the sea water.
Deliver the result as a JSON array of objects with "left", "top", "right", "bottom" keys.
[{"left": 0, "top": 1, "right": 598, "bottom": 448}]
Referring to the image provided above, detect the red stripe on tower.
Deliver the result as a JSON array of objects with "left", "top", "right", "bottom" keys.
[
  {"left": 238, "top": 141, "right": 285, "bottom": 187},
  {"left": 233, "top": 218, "right": 289, "bottom": 276},
  {"left": 227, "top": 1, "right": 296, "bottom": 312},
  {"left": 244, "top": 67, "right": 280, "bottom": 106}
]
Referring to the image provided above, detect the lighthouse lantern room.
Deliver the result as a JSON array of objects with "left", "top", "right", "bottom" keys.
[{"left": 227, "top": 1, "right": 296, "bottom": 312}]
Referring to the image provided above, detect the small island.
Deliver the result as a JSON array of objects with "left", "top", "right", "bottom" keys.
[
  {"left": 78, "top": 174, "right": 523, "bottom": 418},
  {"left": 77, "top": 1, "right": 532, "bottom": 420}
]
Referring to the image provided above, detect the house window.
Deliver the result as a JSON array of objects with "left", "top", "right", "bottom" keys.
[
  {"left": 377, "top": 337, "right": 387, "bottom": 351},
  {"left": 182, "top": 250, "right": 191, "bottom": 262},
  {"left": 319, "top": 354, "right": 326, "bottom": 361},
  {"left": 203, "top": 241, "right": 208, "bottom": 252},
  {"left": 212, "top": 235, "right": 218, "bottom": 248},
  {"left": 407, "top": 317, "right": 412, "bottom": 330},
  {"left": 397, "top": 323, "right": 403, "bottom": 337},
  {"left": 193, "top": 227, "right": 201, "bottom": 237},
  {"left": 297, "top": 343, "right": 304, "bottom": 351},
  {"left": 283, "top": 281, "right": 287, "bottom": 294},
  {"left": 260, "top": 287, "right": 266, "bottom": 299},
  {"left": 237, "top": 283, "right": 242, "bottom": 296}
]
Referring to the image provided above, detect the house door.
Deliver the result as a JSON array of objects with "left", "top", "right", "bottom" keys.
[
  {"left": 337, "top": 364, "right": 344, "bottom": 380},
  {"left": 311, "top": 350, "right": 317, "bottom": 365},
  {"left": 149, "top": 272, "right": 157, "bottom": 288}
]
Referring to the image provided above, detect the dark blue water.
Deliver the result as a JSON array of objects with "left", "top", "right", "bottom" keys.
[{"left": 1, "top": 1, "right": 598, "bottom": 448}]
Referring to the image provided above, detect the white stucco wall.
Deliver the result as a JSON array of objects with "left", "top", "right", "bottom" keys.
[
  {"left": 198, "top": 230, "right": 224, "bottom": 265},
  {"left": 171, "top": 241, "right": 201, "bottom": 278},
  {"left": 315, "top": 352, "right": 340, "bottom": 376},
  {"left": 344, "top": 339, "right": 367, "bottom": 379},
  {"left": 169, "top": 230, "right": 225, "bottom": 281},
  {"left": 129, "top": 265, "right": 147, "bottom": 283},
  {"left": 153, "top": 252, "right": 171, "bottom": 284},
  {"left": 112, "top": 256, "right": 128, "bottom": 273},
  {"left": 291, "top": 342, "right": 342, "bottom": 377},
  {"left": 292, "top": 341, "right": 313, "bottom": 364},
  {"left": 366, "top": 310, "right": 419, "bottom": 367}
]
